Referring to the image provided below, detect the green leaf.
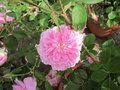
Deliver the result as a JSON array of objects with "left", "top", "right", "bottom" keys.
[
  {"left": 82, "top": 80, "right": 100, "bottom": 90},
  {"left": 102, "top": 79, "right": 120, "bottom": 90},
  {"left": 11, "top": 68, "right": 22, "bottom": 73},
  {"left": 72, "top": 4, "right": 87, "bottom": 30},
  {"left": 107, "top": 19, "right": 115, "bottom": 27},
  {"left": 13, "top": 30, "right": 27, "bottom": 39},
  {"left": 45, "top": 82, "right": 53, "bottom": 90},
  {"left": 26, "top": 52, "right": 36, "bottom": 65},
  {"left": 60, "top": 78, "right": 68, "bottom": 84},
  {"left": 100, "top": 48, "right": 112, "bottom": 65},
  {"left": 78, "top": 69, "right": 87, "bottom": 79},
  {"left": 78, "top": 0, "right": 103, "bottom": 4},
  {"left": 116, "top": 6, "right": 120, "bottom": 13},
  {"left": 90, "top": 62, "right": 102, "bottom": 71},
  {"left": 65, "top": 82, "right": 80, "bottom": 90},
  {"left": 108, "top": 11, "right": 116, "bottom": 19},
  {"left": 4, "top": 73, "right": 17, "bottom": 78},
  {"left": 35, "top": 70, "right": 45, "bottom": 81},
  {"left": 4, "top": 36, "right": 18, "bottom": 49},
  {"left": 107, "top": 56, "right": 120, "bottom": 73},
  {"left": 9, "top": 0, "right": 33, "bottom": 3},
  {"left": 6, "top": 12, "right": 16, "bottom": 18},
  {"left": 69, "top": 72, "right": 81, "bottom": 84},
  {"left": 0, "top": 77, "right": 4, "bottom": 82},
  {"left": 39, "top": 14, "right": 50, "bottom": 28},
  {"left": 102, "top": 39, "right": 115, "bottom": 49},
  {"left": 84, "top": 34, "right": 95, "bottom": 47},
  {"left": 29, "top": 14, "right": 36, "bottom": 21},
  {"left": 117, "top": 76, "right": 120, "bottom": 84},
  {"left": 91, "top": 70, "right": 107, "bottom": 82},
  {"left": 105, "top": 7, "right": 113, "bottom": 13}
]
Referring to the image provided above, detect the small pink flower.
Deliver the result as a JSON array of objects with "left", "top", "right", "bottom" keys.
[
  {"left": 36, "top": 25, "right": 85, "bottom": 71},
  {"left": 12, "top": 77, "right": 37, "bottom": 90},
  {"left": 46, "top": 70, "right": 61, "bottom": 87},
  {"left": 86, "top": 56, "right": 100, "bottom": 64},
  {"left": 7, "top": 10, "right": 12, "bottom": 13},
  {"left": 86, "top": 56, "right": 94, "bottom": 64},
  {"left": 0, "top": 48, "right": 7, "bottom": 66},
  {"left": 0, "top": 12, "right": 14, "bottom": 23},
  {"left": 91, "top": 13, "right": 98, "bottom": 22}
]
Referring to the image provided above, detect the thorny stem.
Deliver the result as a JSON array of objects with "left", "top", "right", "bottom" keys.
[
  {"left": 58, "top": 0, "right": 72, "bottom": 25},
  {"left": 27, "top": 0, "right": 71, "bottom": 26},
  {"left": 3, "top": 72, "right": 31, "bottom": 79},
  {"left": 25, "top": 1, "right": 62, "bottom": 16},
  {"left": 58, "top": 0, "right": 64, "bottom": 13}
]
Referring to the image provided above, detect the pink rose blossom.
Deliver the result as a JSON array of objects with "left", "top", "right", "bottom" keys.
[
  {"left": 46, "top": 70, "right": 61, "bottom": 87},
  {"left": 12, "top": 77, "right": 37, "bottom": 90},
  {"left": 0, "top": 48, "right": 7, "bottom": 66},
  {"left": 36, "top": 25, "right": 85, "bottom": 70},
  {"left": 91, "top": 13, "right": 98, "bottom": 22},
  {"left": 0, "top": 12, "right": 14, "bottom": 23}
]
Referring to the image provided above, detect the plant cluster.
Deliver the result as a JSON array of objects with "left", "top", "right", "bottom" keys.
[
  {"left": 0, "top": 0, "right": 120, "bottom": 90},
  {"left": 93, "top": 0, "right": 120, "bottom": 28}
]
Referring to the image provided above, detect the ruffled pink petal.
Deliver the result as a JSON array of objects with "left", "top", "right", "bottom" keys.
[
  {"left": 23, "top": 77, "right": 37, "bottom": 90},
  {"left": 15, "top": 79, "right": 26, "bottom": 89}
]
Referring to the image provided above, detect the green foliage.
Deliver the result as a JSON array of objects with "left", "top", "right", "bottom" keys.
[
  {"left": 13, "top": 30, "right": 27, "bottom": 39},
  {"left": 72, "top": 4, "right": 87, "bottom": 30},
  {"left": 84, "top": 34, "right": 95, "bottom": 46},
  {"left": 45, "top": 82, "right": 53, "bottom": 90},
  {"left": 65, "top": 82, "right": 80, "bottom": 90},
  {"left": 35, "top": 70, "right": 46, "bottom": 81},
  {"left": 90, "top": 62, "right": 102, "bottom": 71},
  {"left": 102, "top": 39, "right": 115, "bottom": 49},
  {"left": 91, "top": 70, "right": 107, "bottom": 82},
  {"left": 78, "top": 69, "right": 87, "bottom": 79},
  {"left": 102, "top": 79, "right": 120, "bottom": 90},
  {"left": 78, "top": 0, "right": 103, "bottom": 4},
  {"left": 4, "top": 36, "right": 18, "bottom": 49},
  {"left": 96, "top": 0, "right": 120, "bottom": 27},
  {"left": 0, "top": 0, "right": 120, "bottom": 89}
]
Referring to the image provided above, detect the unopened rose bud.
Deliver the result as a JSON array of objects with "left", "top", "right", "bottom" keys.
[{"left": 91, "top": 13, "right": 98, "bottom": 22}]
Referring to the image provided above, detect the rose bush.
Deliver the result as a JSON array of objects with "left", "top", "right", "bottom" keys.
[{"left": 0, "top": 0, "right": 120, "bottom": 90}]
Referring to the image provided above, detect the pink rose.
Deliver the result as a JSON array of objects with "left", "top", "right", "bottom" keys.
[
  {"left": 0, "top": 48, "right": 7, "bottom": 66},
  {"left": 12, "top": 77, "right": 37, "bottom": 90},
  {"left": 46, "top": 70, "right": 61, "bottom": 87},
  {"left": 36, "top": 25, "right": 85, "bottom": 70}
]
